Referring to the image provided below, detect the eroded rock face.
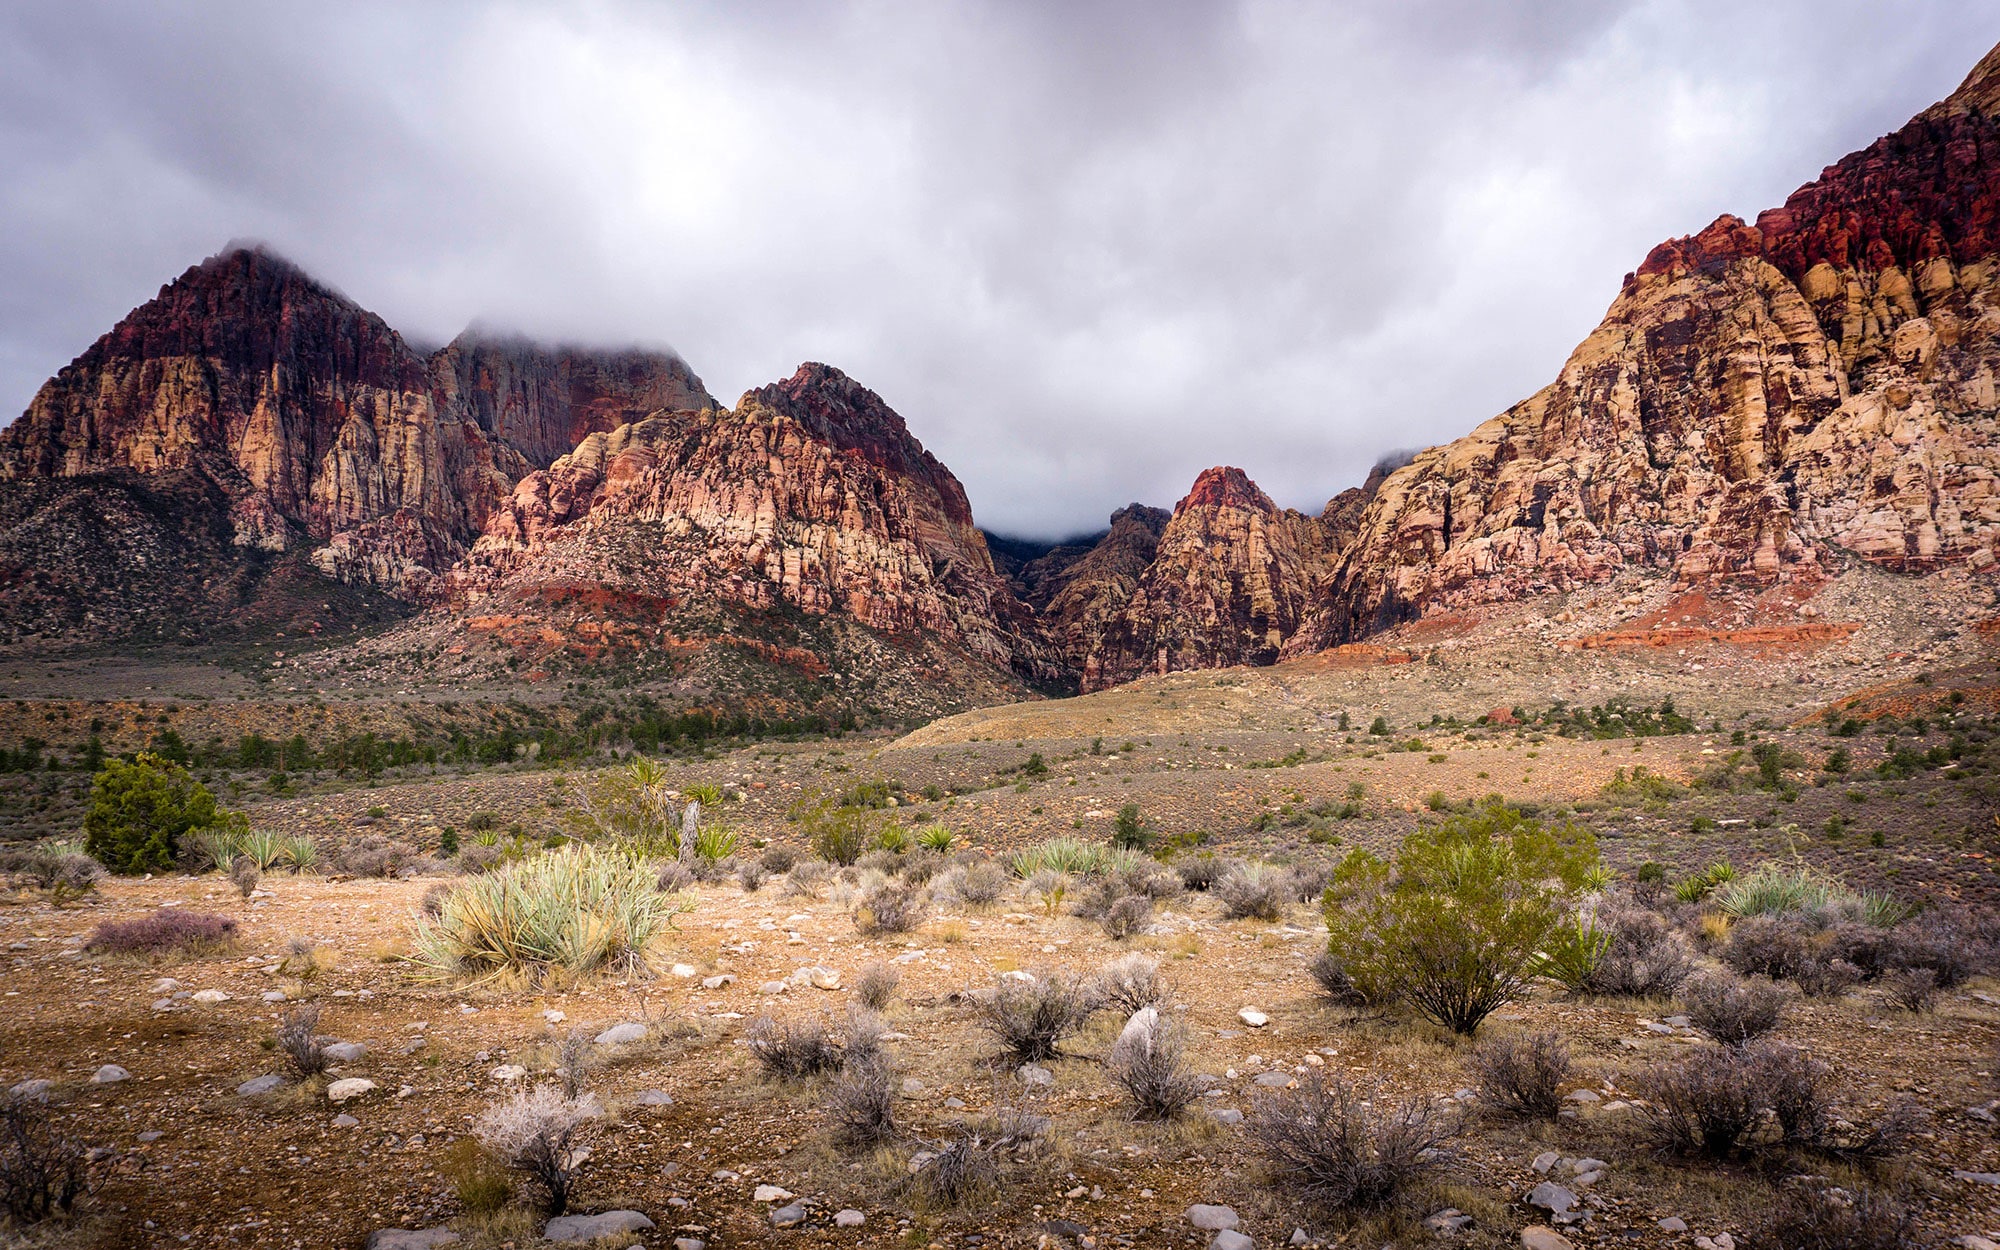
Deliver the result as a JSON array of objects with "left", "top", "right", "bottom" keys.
[
  {"left": 1290, "top": 44, "right": 2000, "bottom": 651},
  {"left": 1080, "top": 467, "right": 1337, "bottom": 690},
  {"left": 1021, "top": 504, "right": 1170, "bottom": 666},
  {"left": 0, "top": 246, "right": 716, "bottom": 604},
  {"left": 452, "top": 363, "right": 1063, "bottom": 685}
]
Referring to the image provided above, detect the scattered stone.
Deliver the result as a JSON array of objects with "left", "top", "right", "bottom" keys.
[
  {"left": 137, "top": 1130, "right": 163, "bottom": 1142},
  {"left": 760, "top": 981, "right": 789, "bottom": 995},
  {"left": 332, "top": 1114, "right": 360, "bottom": 1127},
  {"left": 594, "top": 1023, "right": 646, "bottom": 1046},
  {"left": 1658, "top": 1217, "right": 1688, "bottom": 1233},
  {"left": 1531, "top": 1151, "right": 1560, "bottom": 1173},
  {"left": 1425, "top": 1208, "right": 1473, "bottom": 1233},
  {"left": 1290, "top": 1231, "right": 1309, "bottom": 1247},
  {"left": 1017, "top": 1064, "right": 1054, "bottom": 1088},
  {"left": 327, "top": 1078, "right": 377, "bottom": 1104},
  {"left": 9, "top": 1079, "right": 52, "bottom": 1101},
  {"left": 755, "top": 1185, "right": 796, "bottom": 1203},
  {"left": 1527, "top": 1182, "right": 1577, "bottom": 1215},
  {"left": 771, "top": 1202, "right": 807, "bottom": 1227},
  {"left": 543, "top": 1210, "right": 656, "bottom": 1242},
  {"left": 261, "top": 990, "right": 288, "bottom": 1003},
  {"left": 1237, "top": 1008, "right": 1269, "bottom": 1028},
  {"left": 670, "top": 963, "right": 699, "bottom": 978},
  {"left": 366, "top": 1230, "right": 460, "bottom": 1250},
  {"left": 1210, "top": 1108, "right": 1244, "bottom": 1125},
  {"left": 1520, "top": 1229, "right": 1574, "bottom": 1250},
  {"left": 807, "top": 967, "right": 841, "bottom": 990},
  {"left": 701, "top": 974, "right": 735, "bottom": 990},
  {"left": 323, "top": 1042, "right": 368, "bottom": 1064},
  {"left": 834, "top": 1209, "right": 866, "bottom": 1227},
  {"left": 91, "top": 1065, "right": 130, "bottom": 1084},
  {"left": 636, "top": 1089, "right": 674, "bottom": 1106},
  {"left": 673, "top": 1240, "right": 706, "bottom": 1250},
  {"left": 1253, "top": 1071, "right": 1294, "bottom": 1088},
  {"left": 1956, "top": 1171, "right": 2000, "bottom": 1186},
  {"left": 1212, "top": 1232, "right": 1253, "bottom": 1250},
  {"left": 1956, "top": 1237, "right": 2000, "bottom": 1250},
  {"left": 1563, "top": 1088, "right": 1600, "bottom": 1103},
  {"left": 147, "top": 978, "right": 181, "bottom": 994},
  {"left": 901, "top": 1078, "right": 926, "bottom": 1096},
  {"left": 490, "top": 1064, "right": 527, "bottom": 1081},
  {"left": 236, "top": 1075, "right": 285, "bottom": 1096},
  {"left": 189, "top": 990, "right": 230, "bottom": 1005},
  {"left": 1188, "top": 1205, "right": 1240, "bottom": 1231}
]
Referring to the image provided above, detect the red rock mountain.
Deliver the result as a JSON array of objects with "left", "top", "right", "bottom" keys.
[
  {"left": 1077, "top": 467, "right": 1339, "bottom": 690},
  {"left": 1288, "top": 41, "right": 2000, "bottom": 652}
]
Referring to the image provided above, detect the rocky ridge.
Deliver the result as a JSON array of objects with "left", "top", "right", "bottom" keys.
[{"left": 1287, "top": 42, "right": 2000, "bottom": 652}]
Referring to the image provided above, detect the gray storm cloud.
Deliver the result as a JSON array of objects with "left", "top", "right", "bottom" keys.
[{"left": 0, "top": 0, "right": 1992, "bottom": 536}]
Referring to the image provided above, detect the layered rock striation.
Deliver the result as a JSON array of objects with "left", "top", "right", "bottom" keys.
[{"left": 1288, "top": 42, "right": 2000, "bottom": 652}]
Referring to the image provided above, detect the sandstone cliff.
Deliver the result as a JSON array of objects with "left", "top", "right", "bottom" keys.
[
  {"left": 1080, "top": 467, "right": 1336, "bottom": 690},
  {"left": 444, "top": 363, "right": 1063, "bottom": 689},
  {"left": 1288, "top": 41, "right": 2000, "bottom": 652}
]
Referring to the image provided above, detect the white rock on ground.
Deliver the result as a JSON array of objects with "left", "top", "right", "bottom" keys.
[
  {"left": 323, "top": 1042, "right": 368, "bottom": 1063},
  {"left": 594, "top": 1022, "right": 646, "bottom": 1045},
  {"left": 326, "top": 1078, "right": 377, "bottom": 1103},
  {"left": 542, "top": 1211, "right": 655, "bottom": 1242},
  {"left": 834, "top": 1209, "right": 865, "bottom": 1227},
  {"left": 1237, "top": 1008, "right": 1269, "bottom": 1027},
  {"left": 365, "top": 1230, "right": 459, "bottom": 1250},
  {"left": 91, "top": 1065, "right": 129, "bottom": 1084},
  {"left": 1187, "top": 1204, "right": 1240, "bottom": 1231}
]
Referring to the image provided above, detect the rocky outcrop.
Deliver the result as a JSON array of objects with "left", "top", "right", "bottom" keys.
[
  {"left": 1080, "top": 468, "right": 1336, "bottom": 690},
  {"left": 450, "top": 363, "right": 1063, "bottom": 686},
  {"left": 429, "top": 331, "right": 714, "bottom": 469},
  {"left": 1289, "top": 41, "right": 2000, "bottom": 652},
  {"left": 1005, "top": 505, "right": 1170, "bottom": 666}
]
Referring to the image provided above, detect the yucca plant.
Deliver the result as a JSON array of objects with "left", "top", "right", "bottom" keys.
[
  {"left": 1531, "top": 913, "right": 1610, "bottom": 993},
  {"left": 681, "top": 782, "right": 725, "bottom": 808},
  {"left": 410, "top": 844, "right": 695, "bottom": 985},
  {"left": 237, "top": 829, "right": 287, "bottom": 871},
  {"left": 279, "top": 836, "right": 319, "bottom": 872},
  {"left": 873, "top": 823, "right": 911, "bottom": 854},
  {"left": 692, "top": 824, "right": 739, "bottom": 863},
  {"left": 1673, "top": 861, "right": 1736, "bottom": 903},
  {"left": 915, "top": 824, "right": 955, "bottom": 852},
  {"left": 194, "top": 827, "right": 247, "bottom": 871}
]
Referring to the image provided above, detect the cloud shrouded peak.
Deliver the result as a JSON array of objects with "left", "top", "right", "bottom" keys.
[{"left": 0, "top": 1, "right": 1993, "bottom": 537}]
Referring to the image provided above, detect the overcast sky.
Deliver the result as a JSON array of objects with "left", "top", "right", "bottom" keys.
[{"left": 1, "top": 2, "right": 1993, "bottom": 538}]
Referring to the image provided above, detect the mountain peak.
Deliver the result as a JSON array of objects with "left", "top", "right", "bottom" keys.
[
  {"left": 1946, "top": 39, "right": 2000, "bottom": 116},
  {"left": 1181, "top": 465, "right": 1275, "bottom": 513}
]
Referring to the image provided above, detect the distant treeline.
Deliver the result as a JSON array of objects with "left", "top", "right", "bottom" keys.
[{"left": 0, "top": 701, "right": 855, "bottom": 776}]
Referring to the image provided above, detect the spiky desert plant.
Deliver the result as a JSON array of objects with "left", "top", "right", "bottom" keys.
[{"left": 410, "top": 844, "right": 693, "bottom": 985}]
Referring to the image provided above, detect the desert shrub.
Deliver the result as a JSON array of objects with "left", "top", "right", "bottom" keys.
[
  {"left": 1466, "top": 1029, "right": 1569, "bottom": 1119},
  {"left": 1249, "top": 1074, "right": 1456, "bottom": 1213},
  {"left": 1637, "top": 1044, "right": 1776, "bottom": 1158},
  {"left": 1308, "top": 950, "right": 1367, "bottom": 1006},
  {"left": 854, "top": 880, "right": 927, "bottom": 935},
  {"left": 457, "top": 842, "right": 505, "bottom": 874},
  {"left": 790, "top": 791, "right": 874, "bottom": 865},
  {"left": 955, "top": 861, "right": 1007, "bottom": 907},
  {"left": 1216, "top": 862, "right": 1290, "bottom": 921},
  {"left": 761, "top": 844, "right": 801, "bottom": 874},
  {"left": 828, "top": 1055, "right": 898, "bottom": 1149},
  {"left": 441, "top": 1137, "right": 512, "bottom": 1215},
  {"left": 915, "top": 824, "right": 956, "bottom": 852},
  {"left": 856, "top": 848, "right": 902, "bottom": 877},
  {"left": 1094, "top": 952, "right": 1169, "bottom": 1014},
  {"left": 854, "top": 962, "right": 900, "bottom": 1011},
  {"left": 1111, "top": 803, "right": 1151, "bottom": 851},
  {"left": 1531, "top": 913, "right": 1607, "bottom": 993},
  {"left": 0, "top": 1097, "right": 85, "bottom": 1224},
  {"left": 1673, "top": 860, "right": 1735, "bottom": 903},
  {"left": 0, "top": 844, "right": 103, "bottom": 901},
  {"left": 749, "top": 1008, "right": 883, "bottom": 1080},
  {"left": 971, "top": 971, "right": 1096, "bottom": 1062},
  {"left": 230, "top": 856, "right": 260, "bottom": 899},
  {"left": 783, "top": 859, "right": 832, "bottom": 898},
  {"left": 1102, "top": 893, "right": 1152, "bottom": 940},
  {"left": 1753, "top": 1185, "right": 1916, "bottom": 1250},
  {"left": 736, "top": 861, "right": 766, "bottom": 892},
  {"left": 337, "top": 837, "right": 422, "bottom": 879},
  {"left": 410, "top": 844, "right": 693, "bottom": 984},
  {"left": 1884, "top": 966, "right": 1940, "bottom": 1012},
  {"left": 275, "top": 1002, "right": 328, "bottom": 1078},
  {"left": 1792, "top": 955, "right": 1864, "bottom": 998},
  {"left": 474, "top": 1083, "right": 597, "bottom": 1215},
  {"left": 1881, "top": 908, "right": 1986, "bottom": 988},
  {"left": 913, "top": 1126, "right": 1000, "bottom": 1207},
  {"left": 1323, "top": 802, "right": 1599, "bottom": 1035},
  {"left": 84, "top": 752, "right": 243, "bottom": 874},
  {"left": 86, "top": 909, "right": 236, "bottom": 956},
  {"left": 1682, "top": 972, "right": 1786, "bottom": 1045},
  {"left": 1176, "top": 852, "right": 1225, "bottom": 892},
  {"left": 1582, "top": 899, "right": 1695, "bottom": 997},
  {"left": 900, "top": 851, "right": 944, "bottom": 885},
  {"left": 1632, "top": 1042, "right": 1910, "bottom": 1160},
  {"left": 1106, "top": 1007, "right": 1199, "bottom": 1119},
  {"left": 1026, "top": 868, "right": 1069, "bottom": 917},
  {"left": 1288, "top": 860, "right": 1336, "bottom": 903}
]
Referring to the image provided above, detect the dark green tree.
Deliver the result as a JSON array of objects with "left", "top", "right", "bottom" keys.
[{"left": 83, "top": 752, "right": 242, "bottom": 874}]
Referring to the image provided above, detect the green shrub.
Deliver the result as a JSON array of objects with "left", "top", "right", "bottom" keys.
[
  {"left": 84, "top": 752, "right": 243, "bottom": 874},
  {"left": 915, "top": 824, "right": 956, "bottom": 852},
  {"left": 1322, "top": 803, "right": 1598, "bottom": 1035},
  {"left": 873, "top": 823, "right": 911, "bottom": 854},
  {"left": 1531, "top": 913, "right": 1609, "bottom": 993},
  {"left": 410, "top": 844, "right": 693, "bottom": 985},
  {"left": 1673, "top": 860, "right": 1735, "bottom": 903},
  {"left": 1111, "top": 803, "right": 1150, "bottom": 851}
]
